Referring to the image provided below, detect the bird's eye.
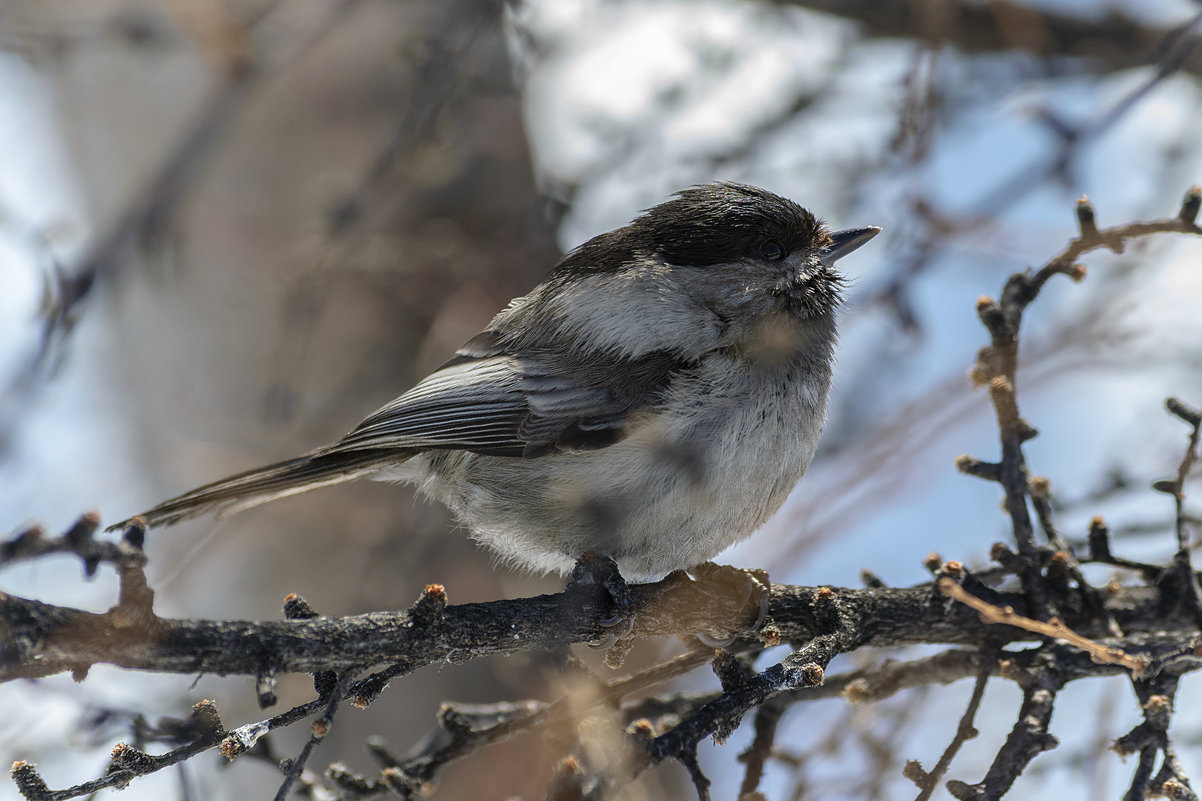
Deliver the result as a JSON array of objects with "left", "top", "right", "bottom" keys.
[{"left": 759, "top": 239, "right": 785, "bottom": 260}]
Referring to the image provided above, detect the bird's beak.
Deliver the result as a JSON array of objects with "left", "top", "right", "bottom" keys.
[{"left": 820, "top": 226, "right": 881, "bottom": 265}]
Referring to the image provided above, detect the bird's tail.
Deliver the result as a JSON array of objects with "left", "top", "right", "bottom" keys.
[{"left": 109, "top": 448, "right": 410, "bottom": 531}]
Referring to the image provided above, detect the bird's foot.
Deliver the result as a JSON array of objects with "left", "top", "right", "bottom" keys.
[
  {"left": 565, "top": 556, "right": 771, "bottom": 667},
  {"left": 566, "top": 551, "right": 634, "bottom": 654}
]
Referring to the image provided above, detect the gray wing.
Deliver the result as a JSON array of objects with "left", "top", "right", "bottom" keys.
[{"left": 328, "top": 332, "right": 690, "bottom": 459}]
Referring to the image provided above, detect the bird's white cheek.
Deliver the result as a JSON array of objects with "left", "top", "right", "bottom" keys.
[{"left": 540, "top": 273, "right": 723, "bottom": 359}]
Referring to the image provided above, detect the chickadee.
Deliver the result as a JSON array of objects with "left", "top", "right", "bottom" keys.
[{"left": 114, "top": 183, "right": 877, "bottom": 581}]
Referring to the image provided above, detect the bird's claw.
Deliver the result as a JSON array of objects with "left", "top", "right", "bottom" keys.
[{"left": 567, "top": 552, "right": 635, "bottom": 659}]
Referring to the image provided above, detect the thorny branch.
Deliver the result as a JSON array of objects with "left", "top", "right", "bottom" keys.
[{"left": 3, "top": 195, "right": 1202, "bottom": 800}]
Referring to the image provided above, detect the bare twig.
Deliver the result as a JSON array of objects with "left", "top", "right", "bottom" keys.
[
  {"left": 783, "top": 0, "right": 1202, "bottom": 77},
  {"left": 962, "top": 189, "right": 1202, "bottom": 621},
  {"left": 273, "top": 668, "right": 361, "bottom": 801},
  {"left": 1158, "top": 398, "right": 1202, "bottom": 628},
  {"left": 939, "top": 578, "right": 1149, "bottom": 677},
  {"left": 947, "top": 663, "right": 1061, "bottom": 800},
  {"left": 736, "top": 700, "right": 784, "bottom": 798},
  {"left": 907, "top": 646, "right": 997, "bottom": 801}
]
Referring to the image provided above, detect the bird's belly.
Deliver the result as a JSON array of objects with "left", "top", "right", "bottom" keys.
[{"left": 408, "top": 370, "right": 827, "bottom": 580}]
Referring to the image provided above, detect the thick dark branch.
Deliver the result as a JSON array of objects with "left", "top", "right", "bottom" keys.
[
  {"left": 637, "top": 634, "right": 842, "bottom": 795},
  {"left": 947, "top": 664, "right": 1060, "bottom": 800},
  {"left": 1158, "top": 397, "right": 1202, "bottom": 628},
  {"left": 6, "top": 575, "right": 1201, "bottom": 686},
  {"left": 1116, "top": 675, "right": 1198, "bottom": 801}
]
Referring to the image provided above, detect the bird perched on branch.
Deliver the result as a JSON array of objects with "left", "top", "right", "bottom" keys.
[{"left": 113, "top": 183, "right": 878, "bottom": 581}]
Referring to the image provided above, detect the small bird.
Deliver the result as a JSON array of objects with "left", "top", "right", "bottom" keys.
[{"left": 114, "top": 183, "right": 877, "bottom": 581}]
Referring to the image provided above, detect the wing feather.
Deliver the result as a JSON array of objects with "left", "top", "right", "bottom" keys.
[{"left": 327, "top": 332, "right": 690, "bottom": 458}]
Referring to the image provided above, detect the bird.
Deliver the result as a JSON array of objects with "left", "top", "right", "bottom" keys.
[{"left": 112, "top": 183, "right": 878, "bottom": 582}]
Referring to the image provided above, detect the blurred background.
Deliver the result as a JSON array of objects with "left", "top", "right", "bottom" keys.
[{"left": 1, "top": 0, "right": 1201, "bottom": 798}]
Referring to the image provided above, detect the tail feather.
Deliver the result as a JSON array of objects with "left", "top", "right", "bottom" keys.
[{"left": 109, "top": 448, "right": 412, "bottom": 530}]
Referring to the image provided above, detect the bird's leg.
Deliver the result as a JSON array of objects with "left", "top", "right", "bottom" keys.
[{"left": 566, "top": 551, "right": 633, "bottom": 652}]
